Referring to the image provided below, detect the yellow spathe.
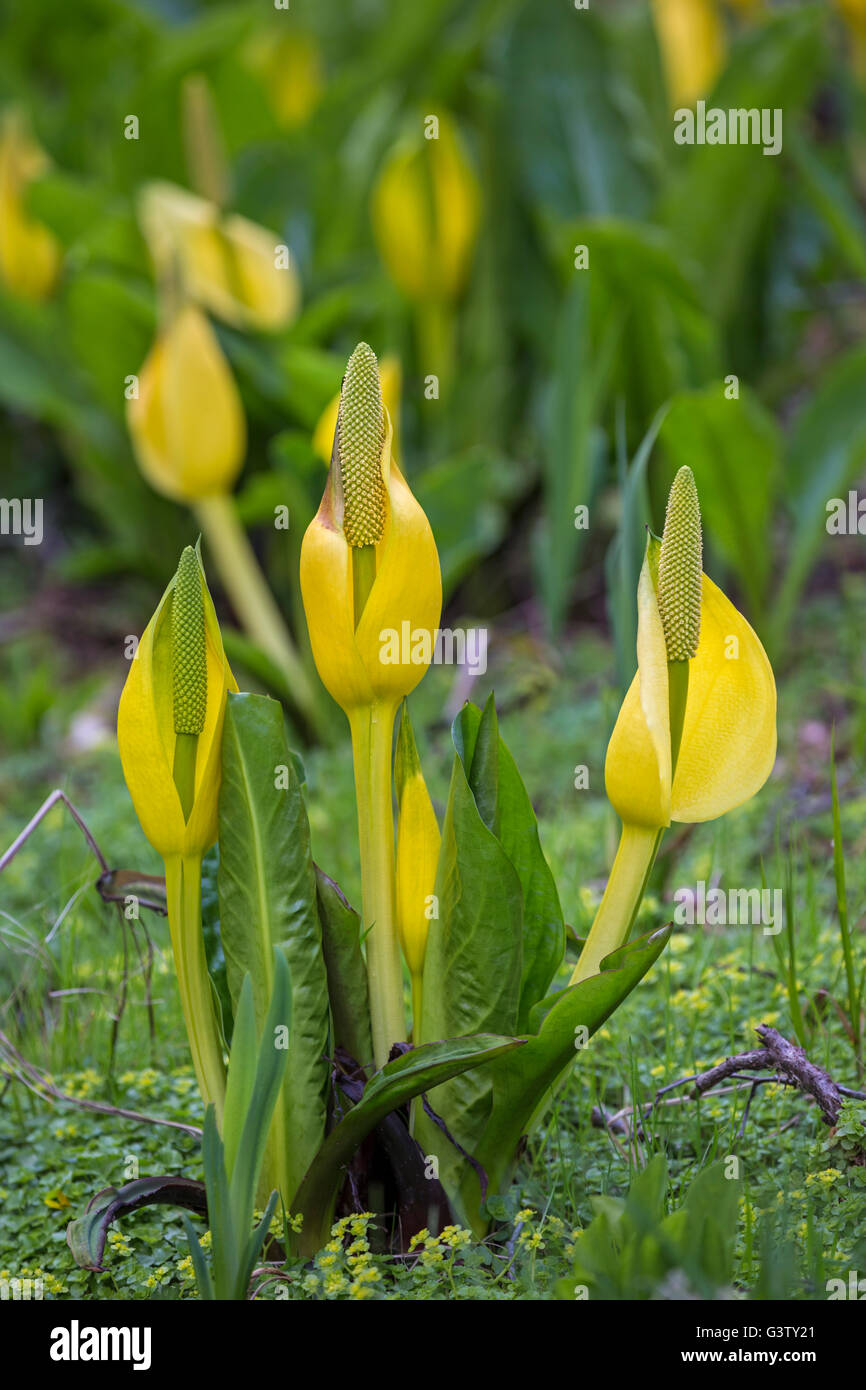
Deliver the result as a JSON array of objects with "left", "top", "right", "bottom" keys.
[
  {"left": 128, "top": 303, "right": 246, "bottom": 503},
  {"left": 605, "top": 536, "right": 777, "bottom": 829},
  {"left": 652, "top": 0, "right": 726, "bottom": 108},
  {"left": 117, "top": 550, "right": 238, "bottom": 859},
  {"left": 371, "top": 114, "right": 480, "bottom": 303},
  {"left": 139, "top": 181, "right": 300, "bottom": 333},
  {"left": 395, "top": 709, "right": 440, "bottom": 979},
  {"left": 300, "top": 409, "right": 442, "bottom": 715},
  {"left": 0, "top": 112, "right": 61, "bottom": 301}
]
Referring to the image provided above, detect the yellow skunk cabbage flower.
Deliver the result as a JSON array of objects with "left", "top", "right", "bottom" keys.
[
  {"left": 244, "top": 30, "right": 323, "bottom": 129},
  {"left": 301, "top": 342, "right": 441, "bottom": 1067},
  {"left": 572, "top": 466, "right": 776, "bottom": 984},
  {"left": 651, "top": 0, "right": 726, "bottom": 107},
  {"left": 118, "top": 545, "right": 237, "bottom": 1116},
  {"left": 0, "top": 111, "right": 61, "bottom": 301},
  {"left": 139, "top": 182, "right": 300, "bottom": 333},
  {"left": 371, "top": 114, "right": 480, "bottom": 304},
  {"left": 118, "top": 544, "right": 238, "bottom": 859},
  {"left": 395, "top": 702, "right": 441, "bottom": 1030},
  {"left": 313, "top": 356, "right": 402, "bottom": 469},
  {"left": 128, "top": 302, "right": 246, "bottom": 504},
  {"left": 300, "top": 342, "right": 441, "bottom": 716}
]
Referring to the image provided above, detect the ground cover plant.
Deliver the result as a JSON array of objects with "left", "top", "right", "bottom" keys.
[{"left": 2, "top": 0, "right": 866, "bottom": 1313}]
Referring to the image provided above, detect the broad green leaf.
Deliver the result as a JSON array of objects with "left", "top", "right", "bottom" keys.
[
  {"left": 658, "top": 385, "right": 781, "bottom": 617},
  {"left": 292, "top": 1034, "right": 523, "bottom": 1256},
  {"left": 504, "top": 3, "right": 652, "bottom": 224},
  {"left": 456, "top": 701, "right": 565, "bottom": 1029},
  {"left": 461, "top": 695, "right": 500, "bottom": 838},
  {"left": 660, "top": 7, "right": 825, "bottom": 326},
  {"left": 535, "top": 277, "right": 615, "bottom": 634},
  {"left": 557, "top": 219, "right": 717, "bottom": 433},
  {"left": 787, "top": 132, "right": 866, "bottom": 282},
  {"left": 418, "top": 740, "right": 524, "bottom": 1199},
  {"left": 773, "top": 342, "right": 866, "bottom": 650},
  {"left": 218, "top": 692, "right": 329, "bottom": 1205},
  {"left": 457, "top": 925, "right": 671, "bottom": 1231},
  {"left": 315, "top": 866, "right": 373, "bottom": 1068}
]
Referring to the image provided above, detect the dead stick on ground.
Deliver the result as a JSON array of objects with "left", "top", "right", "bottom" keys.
[{"left": 592, "top": 1025, "right": 866, "bottom": 1141}]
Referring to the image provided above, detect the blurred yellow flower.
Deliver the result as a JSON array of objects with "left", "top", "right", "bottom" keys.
[
  {"left": 128, "top": 302, "right": 246, "bottom": 503},
  {"left": 0, "top": 111, "right": 61, "bottom": 301},
  {"left": 371, "top": 113, "right": 480, "bottom": 303},
  {"left": 244, "top": 30, "right": 323, "bottom": 129},
  {"left": 652, "top": 0, "right": 726, "bottom": 108},
  {"left": 139, "top": 182, "right": 300, "bottom": 333}
]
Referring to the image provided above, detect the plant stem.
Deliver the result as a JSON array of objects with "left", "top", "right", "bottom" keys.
[
  {"left": 164, "top": 853, "right": 226, "bottom": 1121},
  {"left": 570, "top": 824, "right": 663, "bottom": 985},
  {"left": 193, "top": 493, "right": 324, "bottom": 736},
  {"left": 349, "top": 701, "right": 405, "bottom": 1068}
]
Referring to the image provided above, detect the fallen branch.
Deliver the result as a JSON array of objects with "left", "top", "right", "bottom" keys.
[
  {"left": 0, "top": 1027, "right": 201, "bottom": 1139},
  {"left": 592, "top": 1024, "right": 866, "bottom": 1143}
]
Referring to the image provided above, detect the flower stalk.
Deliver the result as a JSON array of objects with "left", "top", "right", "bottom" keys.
[{"left": 300, "top": 342, "right": 443, "bottom": 1067}]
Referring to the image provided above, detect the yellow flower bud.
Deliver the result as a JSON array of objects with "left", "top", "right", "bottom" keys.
[
  {"left": 395, "top": 704, "right": 440, "bottom": 979},
  {"left": 243, "top": 30, "right": 323, "bottom": 130},
  {"left": 0, "top": 111, "right": 61, "bottom": 302},
  {"left": 651, "top": 0, "right": 726, "bottom": 108},
  {"left": 118, "top": 544, "right": 238, "bottom": 859},
  {"left": 371, "top": 114, "right": 480, "bottom": 303},
  {"left": 127, "top": 302, "right": 246, "bottom": 503},
  {"left": 139, "top": 181, "right": 300, "bottom": 333},
  {"left": 300, "top": 344, "right": 442, "bottom": 716}
]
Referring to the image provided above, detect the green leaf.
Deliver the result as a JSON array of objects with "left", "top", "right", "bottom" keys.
[
  {"left": 221, "top": 973, "right": 257, "bottom": 1182},
  {"left": 316, "top": 867, "right": 373, "bottom": 1068},
  {"left": 218, "top": 692, "right": 330, "bottom": 1205},
  {"left": 456, "top": 701, "right": 565, "bottom": 1029},
  {"left": 181, "top": 1214, "right": 215, "bottom": 1300},
  {"left": 660, "top": 6, "right": 825, "bottom": 325},
  {"left": 504, "top": 3, "right": 652, "bottom": 225},
  {"left": 773, "top": 342, "right": 866, "bottom": 651},
  {"left": 458, "top": 925, "right": 671, "bottom": 1231},
  {"left": 67, "top": 1177, "right": 207, "bottom": 1272},
  {"left": 535, "top": 277, "right": 614, "bottom": 635},
  {"left": 459, "top": 694, "right": 500, "bottom": 837},
  {"left": 606, "top": 403, "right": 667, "bottom": 694},
  {"left": 292, "top": 1034, "right": 524, "bottom": 1256},
  {"left": 202, "top": 1107, "right": 237, "bottom": 1301},
  {"left": 418, "top": 734, "right": 524, "bottom": 1199},
  {"left": 228, "top": 951, "right": 292, "bottom": 1242}
]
